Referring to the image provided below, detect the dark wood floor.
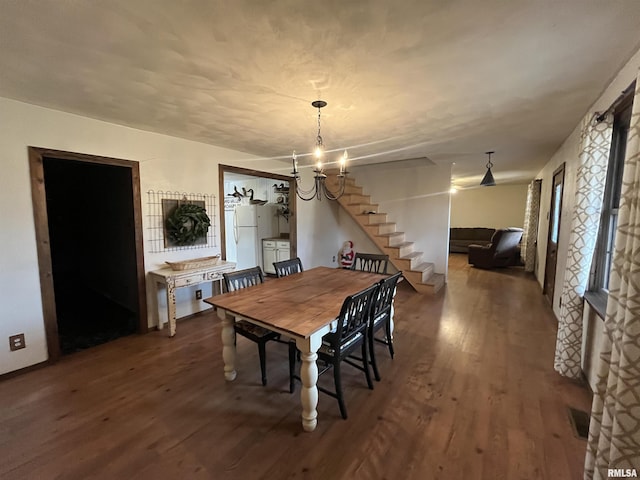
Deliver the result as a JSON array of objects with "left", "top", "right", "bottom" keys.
[{"left": 0, "top": 255, "right": 592, "bottom": 479}]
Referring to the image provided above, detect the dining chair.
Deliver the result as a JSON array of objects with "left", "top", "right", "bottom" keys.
[
  {"left": 273, "top": 257, "right": 304, "bottom": 278},
  {"left": 350, "top": 252, "right": 389, "bottom": 274},
  {"left": 222, "top": 266, "right": 283, "bottom": 387},
  {"left": 368, "top": 271, "right": 403, "bottom": 381},
  {"left": 290, "top": 282, "right": 378, "bottom": 419}
]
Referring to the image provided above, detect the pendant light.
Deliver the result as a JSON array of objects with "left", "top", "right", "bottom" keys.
[
  {"left": 480, "top": 151, "right": 496, "bottom": 186},
  {"left": 291, "top": 100, "right": 349, "bottom": 201}
]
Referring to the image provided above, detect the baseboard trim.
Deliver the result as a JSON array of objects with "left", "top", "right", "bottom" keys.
[{"left": 0, "top": 360, "right": 49, "bottom": 382}]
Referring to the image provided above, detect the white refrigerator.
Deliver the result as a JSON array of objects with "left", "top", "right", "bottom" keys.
[{"left": 226, "top": 205, "right": 277, "bottom": 270}]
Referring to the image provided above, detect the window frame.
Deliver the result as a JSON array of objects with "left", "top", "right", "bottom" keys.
[{"left": 589, "top": 89, "right": 634, "bottom": 307}]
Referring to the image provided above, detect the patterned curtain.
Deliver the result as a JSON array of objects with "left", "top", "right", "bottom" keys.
[
  {"left": 522, "top": 179, "right": 542, "bottom": 273},
  {"left": 554, "top": 114, "right": 613, "bottom": 379},
  {"left": 585, "top": 74, "right": 640, "bottom": 479}
]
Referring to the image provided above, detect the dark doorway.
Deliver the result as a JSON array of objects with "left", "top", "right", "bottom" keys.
[
  {"left": 44, "top": 158, "right": 138, "bottom": 353},
  {"left": 29, "top": 148, "right": 147, "bottom": 360},
  {"left": 543, "top": 163, "right": 565, "bottom": 307}
]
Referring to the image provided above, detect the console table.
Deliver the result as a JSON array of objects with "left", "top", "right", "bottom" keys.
[{"left": 149, "top": 261, "right": 236, "bottom": 337}]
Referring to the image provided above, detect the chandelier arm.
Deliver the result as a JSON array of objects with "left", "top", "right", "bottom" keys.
[
  {"left": 321, "top": 177, "right": 346, "bottom": 201},
  {"left": 294, "top": 176, "right": 322, "bottom": 201}
]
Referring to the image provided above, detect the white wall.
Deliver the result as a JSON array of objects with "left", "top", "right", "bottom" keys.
[
  {"left": 0, "top": 97, "right": 338, "bottom": 375},
  {"left": 337, "top": 161, "right": 452, "bottom": 274},
  {"left": 293, "top": 167, "right": 343, "bottom": 268},
  {"left": 450, "top": 184, "right": 528, "bottom": 229},
  {"left": 534, "top": 47, "right": 640, "bottom": 382}
]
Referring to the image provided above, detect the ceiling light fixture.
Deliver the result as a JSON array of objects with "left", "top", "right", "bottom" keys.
[
  {"left": 291, "top": 100, "right": 348, "bottom": 201},
  {"left": 480, "top": 151, "right": 496, "bottom": 186}
]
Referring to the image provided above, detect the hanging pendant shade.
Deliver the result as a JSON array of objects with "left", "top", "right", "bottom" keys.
[
  {"left": 480, "top": 151, "right": 496, "bottom": 186},
  {"left": 480, "top": 168, "right": 495, "bottom": 186}
]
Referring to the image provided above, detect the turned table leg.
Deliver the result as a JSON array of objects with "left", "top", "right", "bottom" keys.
[
  {"left": 297, "top": 336, "right": 322, "bottom": 432},
  {"left": 217, "top": 308, "right": 237, "bottom": 381},
  {"left": 166, "top": 279, "right": 177, "bottom": 337}
]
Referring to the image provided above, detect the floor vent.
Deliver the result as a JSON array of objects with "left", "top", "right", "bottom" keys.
[{"left": 568, "top": 407, "right": 590, "bottom": 440}]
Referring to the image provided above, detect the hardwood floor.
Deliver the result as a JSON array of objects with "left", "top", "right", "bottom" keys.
[{"left": 0, "top": 255, "right": 592, "bottom": 479}]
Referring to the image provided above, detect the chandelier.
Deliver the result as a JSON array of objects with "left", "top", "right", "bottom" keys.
[
  {"left": 291, "top": 100, "right": 349, "bottom": 201},
  {"left": 480, "top": 151, "right": 496, "bottom": 186}
]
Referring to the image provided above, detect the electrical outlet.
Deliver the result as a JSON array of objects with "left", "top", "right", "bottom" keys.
[
  {"left": 9, "top": 333, "right": 26, "bottom": 351},
  {"left": 195, "top": 289, "right": 202, "bottom": 300},
  {"left": 332, "top": 255, "right": 336, "bottom": 263}
]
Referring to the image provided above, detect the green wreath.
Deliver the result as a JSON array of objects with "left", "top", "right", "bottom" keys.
[{"left": 166, "top": 203, "right": 211, "bottom": 246}]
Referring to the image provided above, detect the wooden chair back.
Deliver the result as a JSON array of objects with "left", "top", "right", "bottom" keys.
[
  {"left": 351, "top": 253, "right": 389, "bottom": 274},
  {"left": 223, "top": 266, "right": 264, "bottom": 292},
  {"left": 273, "top": 257, "right": 304, "bottom": 278},
  {"left": 326, "top": 283, "right": 378, "bottom": 350},
  {"left": 370, "top": 271, "right": 403, "bottom": 324}
]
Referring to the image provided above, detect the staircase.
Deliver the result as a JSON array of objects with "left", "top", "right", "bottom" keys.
[{"left": 326, "top": 173, "right": 445, "bottom": 294}]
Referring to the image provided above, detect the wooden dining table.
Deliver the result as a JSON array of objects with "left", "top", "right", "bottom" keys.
[{"left": 203, "top": 266, "right": 389, "bottom": 432}]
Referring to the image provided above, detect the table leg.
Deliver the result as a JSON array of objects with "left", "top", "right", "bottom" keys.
[
  {"left": 152, "top": 279, "right": 163, "bottom": 331},
  {"left": 166, "top": 279, "right": 177, "bottom": 337},
  {"left": 296, "top": 336, "right": 322, "bottom": 432},
  {"left": 217, "top": 308, "right": 237, "bottom": 381}
]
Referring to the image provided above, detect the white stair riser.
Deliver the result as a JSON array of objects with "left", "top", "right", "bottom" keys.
[
  {"left": 345, "top": 194, "right": 370, "bottom": 204},
  {"left": 343, "top": 185, "right": 363, "bottom": 195},
  {"left": 396, "top": 255, "right": 422, "bottom": 270},
  {"left": 347, "top": 204, "right": 379, "bottom": 215},
  {"left": 388, "top": 235, "right": 406, "bottom": 247},
  {"left": 365, "top": 214, "right": 387, "bottom": 225},
  {"left": 384, "top": 243, "right": 413, "bottom": 258},
  {"left": 366, "top": 224, "right": 395, "bottom": 236},
  {"left": 420, "top": 264, "right": 434, "bottom": 282}
]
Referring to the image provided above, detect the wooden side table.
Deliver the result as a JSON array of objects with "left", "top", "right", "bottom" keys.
[{"left": 149, "top": 261, "right": 236, "bottom": 337}]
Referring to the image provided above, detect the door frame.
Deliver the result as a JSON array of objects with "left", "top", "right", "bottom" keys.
[
  {"left": 543, "top": 163, "right": 565, "bottom": 306},
  {"left": 218, "top": 164, "right": 297, "bottom": 263},
  {"left": 28, "top": 147, "right": 147, "bottom": 362}
]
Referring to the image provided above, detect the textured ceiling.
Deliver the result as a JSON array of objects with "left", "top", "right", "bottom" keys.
[{"left": 2, "top": 0, "right": 640, "bottom": 186}]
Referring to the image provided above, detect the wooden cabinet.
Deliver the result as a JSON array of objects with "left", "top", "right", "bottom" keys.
[
  {"left": 263, "top": 239, "right": 290, "bottom": 274},
  {"left": 263, "top": 240, "right": 277, "bottom": 275}
]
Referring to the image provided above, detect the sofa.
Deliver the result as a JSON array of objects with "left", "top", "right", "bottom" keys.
[
  {"left": 449, "top": 227, "right": 496, "bottom": 253},
  {"left": 468, "top": 227, "right": 524, "bottom": 268}
]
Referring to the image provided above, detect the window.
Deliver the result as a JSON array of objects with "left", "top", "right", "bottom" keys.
[{"left": 590, "top": 88, "right": 634, "bottom": 297}]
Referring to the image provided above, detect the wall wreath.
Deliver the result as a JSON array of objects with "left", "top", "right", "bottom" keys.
[{"left": 165, "top": 203, "right": 211, "bottom": 246}]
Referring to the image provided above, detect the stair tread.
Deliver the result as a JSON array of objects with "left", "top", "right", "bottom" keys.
[
  {"left": 400, "top": 252, "right": 423, "bottom": 260},
  {"left": 378, "top": 232, "right": 404, "bottom": 237},
  {"left": 411, "top": 262, "right": 434, "bottom": 272},
  {"left": 387, "top": 241, "right": 413, "bottom": 249},
  {"left": 424, "top": 273, "right": 446, "bottom": 286}
]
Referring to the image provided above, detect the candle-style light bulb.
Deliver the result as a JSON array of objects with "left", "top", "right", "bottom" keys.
[
  {"left": 292, "top": 150, "right": 298, "bottom": 174},
  {"left": 316, "top": 159, "right": 322, "bottom": 171},
  {"left": 339, "top": 150, "right": 348, "bottom": 174}
]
